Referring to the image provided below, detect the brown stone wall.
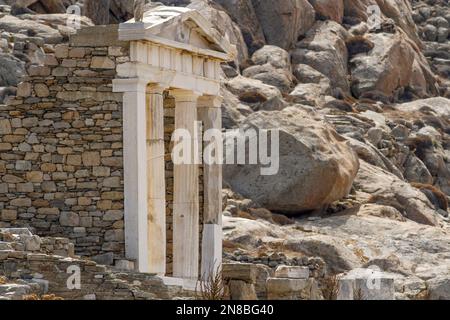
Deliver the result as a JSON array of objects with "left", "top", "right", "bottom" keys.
[{"left": 0, "top": 38, "right": 129, "bottom": 260}]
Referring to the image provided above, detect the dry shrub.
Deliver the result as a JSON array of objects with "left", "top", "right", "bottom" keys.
[
  {"left": 222, "top": 239, "right": 239, "bottom": 250},
  {"left": 237, "top": 210, "right": 256, "bottom": 220},
  {"left": 196, "top": 264, "right": 228, "bottom": 300},
  {"left": 322, "top": 274, "right": 341, "bottom": 300},
  {"left": 23, "top": 294, "right": 64, "bottom": 300},
  {"left": 248, "top": 208, "right": 295, "bottom": 226},
  {"left": 411, "top": 182, "right": 448, "bottom": 211},
  {"left": 353, "top": 284, "right": 365, "bottom": 300}
]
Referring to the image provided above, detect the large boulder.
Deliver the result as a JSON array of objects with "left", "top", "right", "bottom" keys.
[
  {"left": 225, "top": 75, "right": 285, "bottom": 111},
  {"left": 395, "top": 97, "right": 450, "bottom": 119},
  {"left": 343, "top": 0, "right": 421, "bottom": 46},
  {"left": 308, "top": 0, "right": 344, "bottom": 23},
  {"left": 213, "top": 0, "right": 265, "bottom": 54},
  {"left": 83, "top": 0, "right": 111, "bottom": 25},
  {"left": 292, "top": 21, "right": 350, "bottom": 92},
  {"left": 243, "top": 65, "right": 295, "bottom": 94},
  {"left": 188, "top": 0, "right": 249, "bottom": 65},
  {"left": 350, "top": 32, "right": 416, "bottom": 98},
  {"left": 251, "top": 45, "right": 291, "bottom": 70},
  {"left": 354, "top": 160, "right": 440, "bottom": 226},
  {"left": 0, "top": 14, "right": 63, "bottom": 44},
  {"left": 0, "top": 54, "right": 25, "bottom": 87},
  {"left": 252, "top": 0, "right": 316, "bottom": 50},
  {"left": 244, "top": 46, "right": 295, "bottom": 94},
  {"left": 223, "top": 107, "right": 360, "bottom": 213}
]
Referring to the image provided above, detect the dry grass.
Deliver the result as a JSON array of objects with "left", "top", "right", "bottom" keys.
[
  {"left": 0, "top": 276, "right": 7, "bottom": 285},
  {"left": 236, "top": 210, "right": 256, "bottom": 220},
  {"left": 321, "top": 274, "right": 341, "bottom": 300},
  {"left": 23, "top": 294, "right": 64, "bottom": 300},
  {"left": 196, "top": 264, "right": 228, "bottom": 300},
  {"left": 353, "top": 284, "right": 365, "bottom": 300}
]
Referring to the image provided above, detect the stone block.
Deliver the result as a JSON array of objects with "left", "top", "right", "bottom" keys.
[
  {"left": 1, "top": 209, "right": 17, "bottom": 221},
  {"left": 275, "top": 266, "right": 310, "bottom": 279},
  {"left": 228, "top": 280, "right": 257, "bottom": 300},
  {"left": 91, "top": 252, "right": 114, "bottom": 266},
  {"left": 34, "top": 83, "right": 49, "bottom": 97},
  {"left": 60, "top": 212, "right": 80, "bottom": 227},
  {"left": 103, "top": 210, "right": 123, "bottom": 221},
  {"left": 91, "top": 56, "right": 115, "bottom": 69},
  {"left": 26, "top": 171, "right": 44, "bottom": 183},
  {"left": 55, "top": 44, "right": 69, "bottom": 58},
  {"left": 17, "top": 82, "right": 32, "bottom": 97},
  {"left": 223, "top": 263, "right": 259, "bottom": 283},
  {"left": 115, "top": 260, "right": 135, "bottom": 271},
  {"left": 337, "top": 268, "right": 395, "bottom": 300},
  {"left": 267, "top": 278, "right": 322, "bottom": 300},
  {"left": 0, "top": 119, "right": 12, "bottom": 134},
  {"left": 82, "top": 152, "right": 101, "bottom": 166}
]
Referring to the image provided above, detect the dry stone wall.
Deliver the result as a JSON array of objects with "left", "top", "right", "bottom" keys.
[
  {"left": 1, "top": 25, "right": 208, "bottom": 271},
  {"left": 0, "top": 28, "right": 129, "bottom": 261}
]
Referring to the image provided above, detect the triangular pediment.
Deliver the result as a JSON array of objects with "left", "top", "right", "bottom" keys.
[{"left": 119, "top": 6, "right": 235, "bottom": 61}]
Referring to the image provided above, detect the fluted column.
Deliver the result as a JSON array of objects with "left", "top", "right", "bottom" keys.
[
  {"left": 170, "top": 89, "right": 201, "bottom": 280},
  {"left": 198, "top": 95, "right": 223, "bottom": 278},
  {"left": 146, "top": 84, "right": 167, "bottom": 275}
]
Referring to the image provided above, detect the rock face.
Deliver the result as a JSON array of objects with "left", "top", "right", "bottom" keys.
[
  {"left": 355, "top": 160, "right": 439, "bottom": 226},
  {"left": 308, "top": 0, "right": 344, "bottom": 23},
  {"left": 223, "top": 107, "right": 359, "bottom": 213},
  {"left": 213, "top": 0, "right": 265, "bottom": 54},
  {"left": 0, "top": 54, "right": 25, "bottom": 87},
  {"left": 350, "top": 32, "right": 416, "bottom": 98},
  {"left": 292, "top": 21, "right": 350, "bottom": 92},
  {"left": 252, "top": 0, "right": 315, "bottom": 50},
  {"left": 223, "top": 209, "right": 450, "bottom": 299},
  {"left": 225, "top": 75, "right": 285, "bottom": 111}
]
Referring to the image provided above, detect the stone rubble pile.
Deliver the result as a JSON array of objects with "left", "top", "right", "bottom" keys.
[{"left": 0, "top": 228, "right": 194, "bottom": 300}]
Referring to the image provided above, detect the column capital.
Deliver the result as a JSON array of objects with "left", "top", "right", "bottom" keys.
[
  {"left": 169, "top": 89, "right": 201, "bottom": 102},
  {"left": 146, "top": 83, "right": 169, "bottom": 94},
  {"left": 197, "top": 95, "right": 223, "bottom": 109},
  {"left": 113, "top": 78, "right": 149, "bottom": 93}
]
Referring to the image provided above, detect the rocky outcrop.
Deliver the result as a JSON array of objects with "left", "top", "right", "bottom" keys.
[
  {"left": 225, "top": 75, "right": 285, "bottom": 111},
  {"left": 223, "top": 207, "right": 450, "bottom": 299},
  {"left": 292, "top": 21, "right": 350, "bottom": 92},
  {"left": 308, "top": 0, "right": 344, "bottom": 23},
  {"left": 354, "top": 160, "right": 440, "bottom": 226},
  {"left": 350, "top": 32, "right": 416, "bottom": 98},
  {"left": 223, "top": 107, "right": 359, "bottom": 213},
  {"left": 252, "top": 0, "right": 315, "bottom": 50},
  {"left": 213, "top": 0, "right": 265, "bottom": 54}
]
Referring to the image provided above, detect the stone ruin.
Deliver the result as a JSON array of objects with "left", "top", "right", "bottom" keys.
[
  {"left": 0, "top": 5, "right": 400, "bottom": 300},
  {"left": 0, "top": 5, "right": 233, "bottom": 294}
]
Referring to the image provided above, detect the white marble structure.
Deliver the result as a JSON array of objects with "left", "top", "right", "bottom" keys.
[{"left": 112, "top": 6, "right": 234, "bottom": 287}]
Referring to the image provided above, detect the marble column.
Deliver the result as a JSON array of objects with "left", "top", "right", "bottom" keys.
[
  {"left": 115, "top": 78, "right": 149, "bottom": 272},
  {"left": 198, "top": 95, "right": 223, "bottom": 278},
  {"left": 170, "top": 89, "right": 201, "bottom": 280},
  {"left": 146, "top": 84, "right": 167, "bottom": 275}
]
